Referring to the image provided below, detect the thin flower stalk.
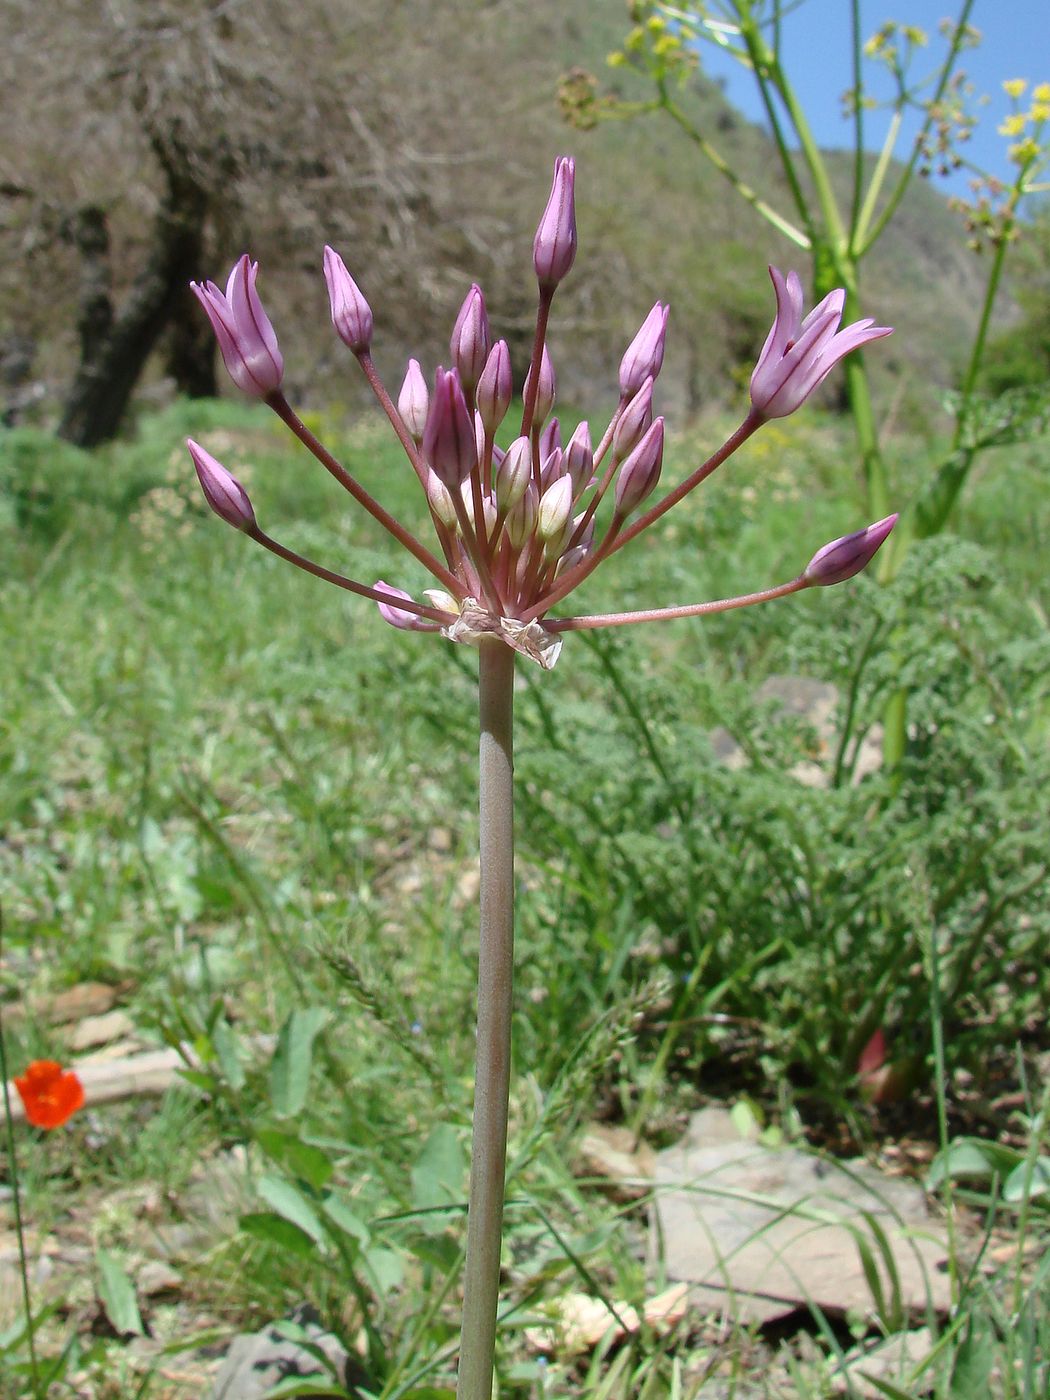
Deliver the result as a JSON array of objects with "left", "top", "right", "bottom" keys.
[{"left": 187, "top": 157, "right": 894, "bottom": 1400}]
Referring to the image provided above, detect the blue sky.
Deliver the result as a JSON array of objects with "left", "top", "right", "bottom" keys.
[{"left": 694, "top": 1, "right": 1050, "bottom": 198}]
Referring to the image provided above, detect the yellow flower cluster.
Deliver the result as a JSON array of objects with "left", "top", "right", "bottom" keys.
[{"left": 998, "top": 79, "right": 1050, "bottom": 168}]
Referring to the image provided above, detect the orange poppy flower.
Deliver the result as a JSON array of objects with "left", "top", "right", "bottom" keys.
[{"left": 14, "top": 1060, "right": 85, "bottom": 1129}]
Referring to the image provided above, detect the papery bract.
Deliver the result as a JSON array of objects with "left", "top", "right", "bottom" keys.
[
  {"left": 191, "top": 255, "right": 283, "bottom": 398},
  {"left": 750, "top": 267, "right": 892, "bottom": 420}
]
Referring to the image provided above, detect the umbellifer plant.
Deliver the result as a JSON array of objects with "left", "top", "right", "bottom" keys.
[{"left": 187, "top": 156, "right": 894, "bottom": 1400}]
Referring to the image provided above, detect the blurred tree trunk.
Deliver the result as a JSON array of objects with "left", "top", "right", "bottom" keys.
[{"left": 58, "top": 143, "right": 210, "bottom": 446}]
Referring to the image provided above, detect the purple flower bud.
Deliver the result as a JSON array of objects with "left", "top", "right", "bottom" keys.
[
  {"left": 533, "top": 156, "right": 577, "bottom": 291},
  {"left": 537, "top": 473, "right": 574, "bottom": 542},
  {"left": 523, "top": 345, "right": 556, "bottom": 427},
  {"left": 750, "top": 267, "right": 892, "bottom": 420},
  {"left": 398, "top": 359, "right": 429, "bottom": 443},
  {"left": 540, "top": 447, "right": 565, "bottom": 493},
  {"left": 612, "top": 376, "right": 654, "bottom": 462},
  {"left": 619, "top": 302, "right": 669, "bottom": 397},
  {"left": 191, "top": 255, "right": 283, "bottom": 399},
  {"left": 565, "top": 421, "right": 593, "bottom": 495},
  {"left": 476, "top": 339, "right": 512, "bottom": 435},
  {"left": 323, "top": 245, "right": 373, "bottom": 353},
  {"left": 187, "top": 438, "right": 256, "bottom": 531},
  {"left": 374, "top": 581, "right": 432, "bottom": 631},
  {"left": 450, "top": 284, "right": 491, "bottom": 395},
  {"left": 460, "top": 479, "right": 497, "bottom": 536},
  {"left": 804, "top": 513, "right": 898, "bottom": 586},
  {"left": 506, "top": 481, "right": 538, "bottom": 550},
  {"left": 539, "top": 417, "right": 561, "bottom": 461},
  {"left": 614, "top": 417, "right": 664, "bottom": 516},
  {"left": 495, "top": 437, "right": 533, "bottom": 512},
  {"left": 423, "top": 367, "right": 476, "bottom": 488}
]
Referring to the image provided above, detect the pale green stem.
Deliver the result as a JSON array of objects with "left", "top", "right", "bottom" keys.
[{"left": 457, "top": 639, "right": 516, "bottom": 1400}]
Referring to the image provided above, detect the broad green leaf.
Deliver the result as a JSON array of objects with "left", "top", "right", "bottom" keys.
[
  {"left": 257, "top": 1129, "right": 334, "bottom": 1190},
  {"left": 96, "top": 1247, "right": 144, "bottom": 1337},
  {"left": 926, "top": 1137, "right": 1018, "bottom": 1189},
  {"left": 1003, "top": 1155, "right": 1050, "bottom": 1204},
  {"left": 211, "top": 1016, "right": 246, "bottom": 1090},
  {"left": 364, "top": 1245, "right": 405, "bottom": 1296},
  {"left": 259, "top": 1377, "right": 348, "bottom": 1397},
  {"left": 240, "top": 1212, "right": 317, "bottom": 1261},
  {"left": 269, "top": 1008, "right": 329, "bottom": 1117},
  {"left": 257, "top": 1175, "right": 329, "bottom": 1246},
  {"left": 321, "top": 1195, "right": 370, "bottom": 1246}
]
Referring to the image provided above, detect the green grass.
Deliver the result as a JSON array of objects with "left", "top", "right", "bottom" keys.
[{"left": 1, "top": 396, "right": 1048, "bottom": 1396}]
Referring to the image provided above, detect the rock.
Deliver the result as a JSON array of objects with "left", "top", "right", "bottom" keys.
[
  {"left": 832, "top": 1327, "right": 937, "bottom": 1396},
  {"left": 576, "top": 1123, "right": 657, "bottom": 1200},
  {"left": 209, "top": 1306, "right": 373, "bottom": 1399},
  {"left": 137, "top": 1261, "right": 183, "bottom": 1297},
  {"left": 652, "top": 1108, "right": 952, "bottom": 1326},
  {"left": 67, "top": 1009, "right": 136, "bottom": 1051}
]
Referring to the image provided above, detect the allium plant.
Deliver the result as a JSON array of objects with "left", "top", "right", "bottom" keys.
[{"left": 189, "top": 157, "right": 893, "bottom": 1399}]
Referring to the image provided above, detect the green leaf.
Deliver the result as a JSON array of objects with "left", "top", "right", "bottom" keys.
[
  {"left": 270, "top": 1008, "right": 329, "bottom": 1117},
  {"left": 1003, "top": 1155, "right": 1050, "bottom": 1204},
  {"left": 240, "top": 1212, "right": 318, "bottom": 1261},
  {"left": 96, "top": 1247, "right": 144, "bottom": 1337},
  {"left": 211, "top": 1016, "right": 246, "bottom": 1090},
  {"left": 410, "top": 1123, "right": 465, "bottom": 1225},
  {"left": 257, "top": 1175, "right": 329, "bottom": 1247},
  {"left": 321, "top": 1195, "right": 370, "bottom": 1246},
  {"left": 949, "top": 1316, "right": 996, "bottom": 1398},
  {"left": 257, "top": 1129, "right": 334, "bottom": 1190},
  {"left": 926, "top": 1137, "right": 1019, "bottom": 1189},
  {"left": 259, "top": 1378, "right": 348, "bottom": 1397}
]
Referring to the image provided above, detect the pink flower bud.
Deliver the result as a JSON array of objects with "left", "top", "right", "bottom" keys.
[
  {"left": 750, "top": 267, "right": 892, "bottom": 419},
  {"left": 460, "top": 479, "right": 497, "bottom": 536},
  {"left": 476, "top": 339, "right": 512, "bottom": 436},
  {"left": 506, "top": 482, "right": 538, "bottom": 550},
  {"left": 423, "top": 367, "right": 476, "bottom": 488},
  {"left": 374, "top": 581, "right": 431, "bottom": 631},
  {"left": 804, "top": 513, "right": 898, "bottom": 586},
  {"left": 495, "top": 437, "right": 533, "bottom": 512},
  {"left": 523, "top": 345, "right": 556, "bottom": 427},
  {"left": 323, "top": 246, "right": 373, "bottom": 353},
  {"left": 619, "top": 302, "right": 669, "bottom": 397},
  {"left": 426, "top": 469, "right": 459, "bottom": 530},
  {"left": 537, "top": 473, "right": 573, "bottom": 542},
  {"left": 191, "top": 255, "right": 283, "bottom": 399},
  {"left": 614, "top": 417, "right": 664, "bottom": 516},
  {"left": 612, "top": 376, "right": 654, "bottom": 462},
  {"left": 539, "top": 417, "right": 561, "bottom": 461},
  {"left": 398, "top": 359, "right": 430, "bottom": 443},
  {"left": 540, "top": 447, "right": 565, "bottom": 493},
  {"left": 187, "top": 439, "right": 256, "bottom": 531},
  {"left": 450, "top": 284, "right": 491, "bottom": 396},
  {"left": 565, "top": 421, "right": 593, "bottom": 495},
  {"left": 534, "top": 157, "right": 578, "bottom": 292}
]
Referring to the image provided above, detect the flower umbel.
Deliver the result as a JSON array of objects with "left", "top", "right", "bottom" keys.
[
  {"left": 14, "top": 1060, "right": 85, "bottom": 1130},
  {"left": 189, "top": 161, "right": 894, "bottom": 667}
]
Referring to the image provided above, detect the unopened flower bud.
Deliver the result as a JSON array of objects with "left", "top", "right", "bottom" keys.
[
  {"left": 495, "top": 437, "right": 532, "bottom": 513},
  {"left": 476, "top": 339, "right": 512, "bottom": 435},
  {"left": 450, "top": 283, "right": 491, "bottom": 395},
  {"left": 426, "top": 469, "right": 459, "bottom": 530},
  {"left": 612, "top": 376, "right": 654, "bottom": 462},
  {"left": 460, "top": 478, "right": 497, "bottom": 537},
  {"left": 191, "top": 255, "right": 283, "bottom": 399},
  {"left": 523, "top": 345, "right": 556, "bottom": 427},
  {"left": 398, "top": 359, "right": 429, "bottom": 442},
  {"left": 540, "top": 447, "right": 565, "bottom": 492},
  {"left": 187, "top": 438, "right": 256, "bottom": 531},
  {"left": 534, "top": 156, "right": 577, "bottom": 291},
  {"left": 375, "top": 581, "right": 430, "bottom": 631},
  {"left": 556, "top": 542, "right": 590, "bottom": 576},
  {"left": 506, "top": 482, "right": 538, "bottom": 549},
  {"left": 423, "top": 367, "right": 476, "bottom": 487},
  {"left": 804, "top": 513, "right": 898, "bottom": 586},
  {"left": 423, "top": 588, "right": 460, "bottom": 614},
  {"left": 572, "top": 512, "right": 595, "bottom": 553},
  {"left": 619, "top": 302, "right": 669, "bottom": 397},
  {"left": 537, "top": 473, "right": 574, "bottom": 542},
  {"left": 323, "top": 246, "right": 373, "bottom": 353},
  {"left": 614, "top": 417, "right": 664, "bottom": 516},
  {"left": 565, "top": 421, "right": 593, "bottom": 494},
  {"left": 539, "top": 417, "right": 561, "bottom": 462}
]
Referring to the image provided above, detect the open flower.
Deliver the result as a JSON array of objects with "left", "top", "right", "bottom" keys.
[
  {"left": 750, "top": 267, "right": 892, "bottom": 420},
  {"left": 190, "top": 162, "right": 894, "bottom": 669},
  {"left": 15, "top": 1060, "right": 85, "bottom": 1129}
]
